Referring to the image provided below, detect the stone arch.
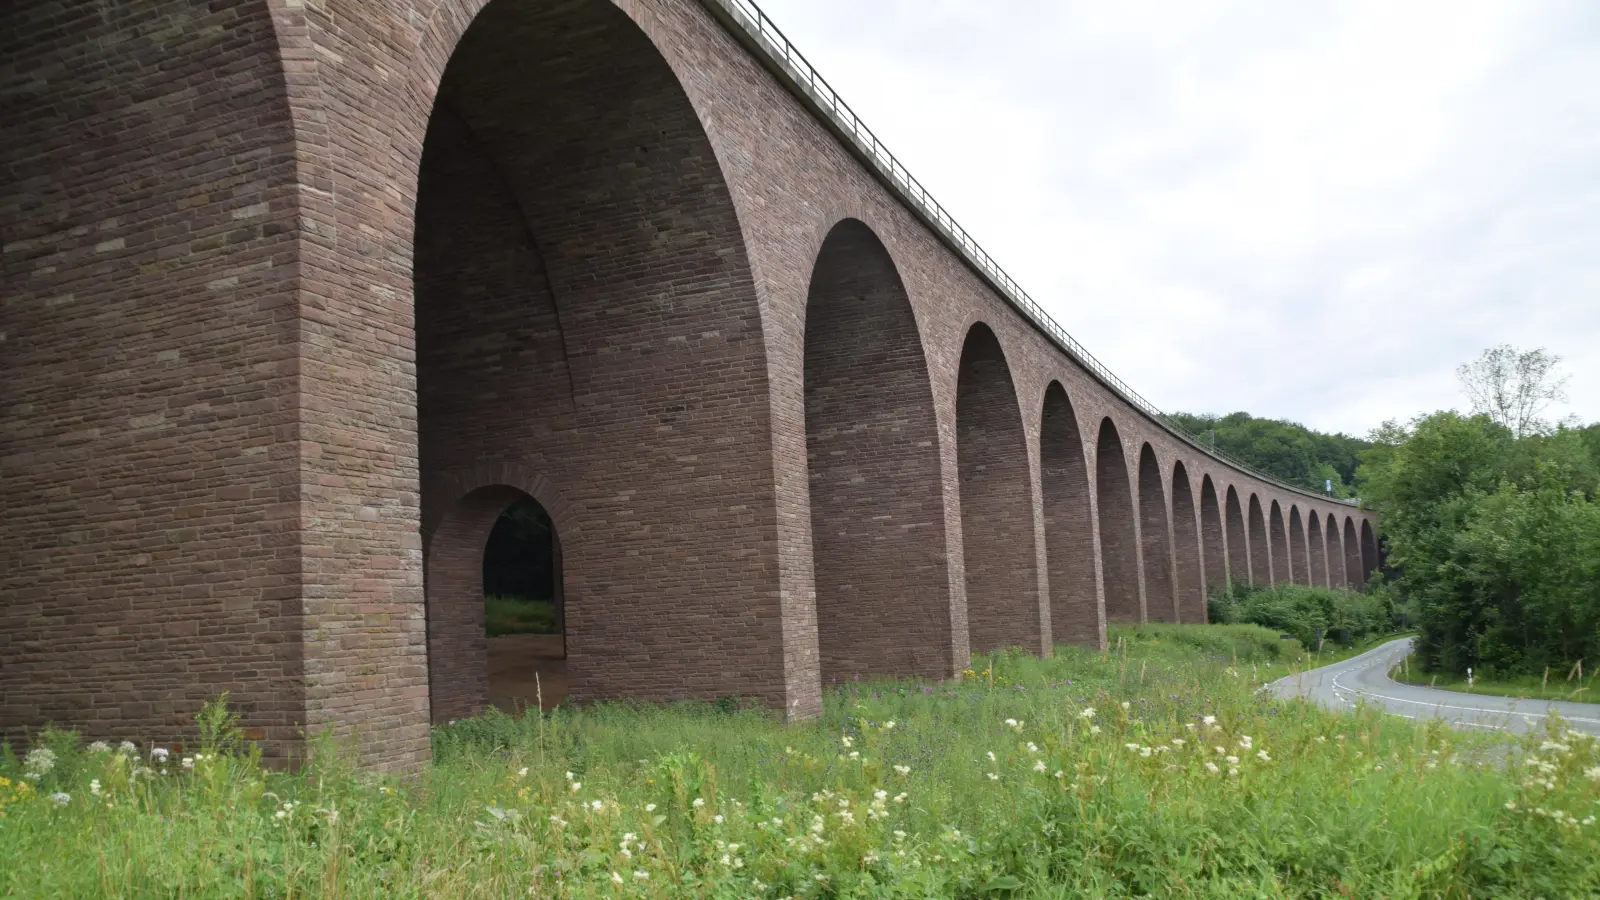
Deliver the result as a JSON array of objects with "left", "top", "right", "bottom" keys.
[
  {"left": 1225, "top": 486, "right": 1250, "bottom": 586},
  {"left": 1288, "top": 505, "right": 1309, "bottom": 586},
  {"left": 956, "top": 323, "right": 1043, "bottom": 654},
  {"left": 1361, "top": 520, "right": 1381, "bottom": 584},
  {"left": 1200, "top": 476, "right": 1227, "bottom": 595},
  {"left": 1248, "top": 494, "right": 1270, "bottom": 585},
  {"left": 1307, "top": 510, "right": 1328, "bottom": 588},
  {"left": 1097, "top": 419, "right": 1142, "bottom": 622},
  {"left": 1268, "top": 500, "right": 1290, "bottom": 585},
  {"left": 1138, "top": 445, "right": 1176, "bottom": 622},
  {"left": 1344, "top": 517, "right": 1363, "bottom": 587},
  {"left": 413, "top": 0, "right": 805, "bottom": 725},
  {"left": 804, "top": 218, "right": 950, "bottom": 682},
  {"left": 1327, "top": 512, "right": 1346, "bottom": 588},
  {"left": 1171, "top": 462, "right": 1204, "bottom": 622},
  {"left": 1040, "top": 382, "right": 1100, "bottom": 647}
]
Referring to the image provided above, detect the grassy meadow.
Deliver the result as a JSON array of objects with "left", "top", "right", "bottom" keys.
[{"left": 3, "top": 624, "right": 1599, "bottom": 897}]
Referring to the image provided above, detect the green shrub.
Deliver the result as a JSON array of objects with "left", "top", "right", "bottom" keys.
[{"left": 1207, "top": 583, "right": 1393, "bottom": 649}]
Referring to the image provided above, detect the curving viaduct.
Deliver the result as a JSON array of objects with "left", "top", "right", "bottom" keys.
[{"left": 0, "top": 0, "right": 1380, "bottom": 770}]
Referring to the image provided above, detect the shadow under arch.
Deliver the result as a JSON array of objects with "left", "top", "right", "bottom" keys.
[
  {"left": 1326, "top": 512, "right": 1345, "bottom": 587},
  {"left": 957, "top": 323, "right": 1044, "bottom": 655},
  {"left": 414, "top": 0, "right": 800, "bottom": 719},
  {"left": 1248, "top": 495, "right": 1270, "bottom": 585},
  {"left": 803, "top": 218, "right": 951, "bottom": 682},
  {"left": 1200, "top": 475, "right": 1227, "bottom": 597},
  {"left": 1097, "top": 419, "right": 1142, "bottom": 622},
  {"left": 1343, "top": 517, "right": 1363, "bottom": 587},
  {"left": 1268, "top": 500, "right": 1290, "bottom": 585},
  {"left": 1307, "top": 509, "right": 1328, "bottom": 588},
  {"left": 1361, "top": 520, "right": 1381, "bottom": 584},
  {"left": 1288, "top": 505, "right": 1309, "bottom": 586},
  {"left": 1139, "top": 445, "right": 1176, "bottom": 622},
  {"left": 1225, "top": 486, "right": 1250, "bottom": 586},
  {"left": 1171, "top": 462, "right": 1204, "bottom": 622},
  {"left": 1040, "top": 382, "right": 1100, "bottom": 648}
]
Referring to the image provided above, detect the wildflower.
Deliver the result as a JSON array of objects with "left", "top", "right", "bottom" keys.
[
  {"left": 151, "top": 748, "right": 169, "bottom": 763},
  {"left": 1228, "top": 768, "right": 1239, "bottom": 777},
  {"left": 1171, "top": 738, "right": 1185, "bottom": 747},
  {"left": 89, "top": 779, "right": 102, "bottom": 797},
  {"left": 986, "top": 750, "right": 997, "bottom": 762},
  {"left": 182, "top": 757, "right": 194, "bottom": 770},
  {"left": 1201, "top": 715, "right": 1216, "bottom": 727},
  {"left": 569, "top": 781, "right": 582, "bottom": 793},
  {"left": 841, "top": 736, "right": 853, "bottom": 748},
  {"left": 1089, "top": 725, "right": 1101, "bottom": 735},
  {"left": 893, "top": 764, "right": 911, "bottom": 776},
  {"left": 634, "top": 871, "right": 649, "bottom": 880},
  {"left": 1026, "top": 742, "right": 1039, "bottom": 753},
  {"left": 88, "top": 741, "right": 110, "bottom": 754},
  {"left": 49, "top": 792, "right": 71, "bottom": 806},
  {"left": 894, "top": 829, "right": 907, "bottom": 840},
  {"left": 713, "top": 814, "right": 724, "bottom": 824},
  {"left": 118, "top": 741, "right": 137, "bottom": 756},
  {"left": 1121, "top": 701, "right": 1131, "bottom": 711},
  {"left": 517, "top": 767, "right": 529, "bottom": 777},
  {"left": 1080, "top": 707, "right": 1096, "bottom": 719},
  {"left": 1125, "top": 743, "right": 1140, "bottom": 752},
  {"left": 848, "top": 751, "right": 860, "bottom": 760},
  {"left": 1257, "top": 750, "right": 1271, "bottom": 762},
  {"left": 1506, "top": 801, "right": 1517, "bottom": 810},
  {"left": 1034, "top": 760, "right": 1048, "bottom": 772},
  {"left": 1315, "top": 736, "right": 1327, "bottom": 743},
  {"left": 645, "top": 803, "right": 658, "bottom": 812},
  {"left": 987, "top": 772, "right": 999, "bottom": 781},
  {"left": 885, "top": 720, "right": 896, "bottom": 730},
  {"left": 1205, "top": 762, "right": 1220, "bottom": 774},
  {"left": 1239, "top": 736, "right": 1253, "bottom": 750},
  {"left": 24, "top": 748, "right": 56, "bottom": 777},
  {"left": 893, "top": 792, "right": 907, "bottom": 803},
  {"left": 1215, "top": 746, "right": 1227, "bottom": 755},
  {"left": 1225, "top": 756, "right": 1239, "bottom": 765},
  {"left": 693, "top": 797, "right": 705, "bottom": 808},
  {"left": 612, "top": 872, "right": 624, "bottom": 885},
  {"left": 1004, "top": 718, "right": 1019, "bottom": 728},
  {"left": 1139, "top": 747, "right": 1152, "bottom": 758},
  {"left": 1585, "top": 766, "right": 1600, "bottom": 782},
  {"left": 590, "top": 800, "right": 603, "bottom": 811}
]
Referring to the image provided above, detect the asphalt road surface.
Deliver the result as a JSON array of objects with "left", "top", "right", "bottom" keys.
[{"left": 1267, "top": 637, "right": 1600, "bottom": 737}]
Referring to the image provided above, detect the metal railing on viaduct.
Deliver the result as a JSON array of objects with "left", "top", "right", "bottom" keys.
[{"left": 700, "top": 0, "right": 1358, "bottom": 508}]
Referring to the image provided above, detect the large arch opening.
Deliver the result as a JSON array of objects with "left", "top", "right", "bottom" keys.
[
  {"left": 956, "top": 324, "right": 1043, "bottom": 654},
  {"left": 1361, "top": 520, "right": 1381, "bottom": 584},
  {"left": 1327, "top": 512, "right": 1346, "bottom": 588},
  {"left": 1344, "top": 518, "right": 1364, "bottom": 587},
  {"left": 414, "top": 0, "right": 790, "bottom": 722},
  {"left": 1171, "top": 462, "right": 1203, "bottom": 622},
  {"left": 804, "top": 219, "right": 950, "bottom": 682},
  {"left": 1096, "top": 420, "right": 1142, "bottom": 622},
  {"left": 1200, "top": 475, "right": 1227, "bottom": 596},
  {"left": 1137, "top": 445, "right": 1175, "bottom": 622},
  {"left": 1268, "top": 501, "right": 1290, "bottom": 585},
  {"left": 1247, "top": 495, "right": 1270, "bottom": 585},
  {"left": 1307, "top": 511, "right": 1328, "bottom": 588},
  {"left": 1040, "top": 383, "right": 1100, "bottom": 647},
  {"left": 1225, "top": 486, "right": 1250, "bottom": 585},
  {"left": 1288, "top": 506, "right": 1309, "bottom": 586}
]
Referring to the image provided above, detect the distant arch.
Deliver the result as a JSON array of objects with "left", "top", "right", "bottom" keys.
[
  {"left": 1040, "top": 383, "right": 1100, "bottom": 647},
  {"left": 1171, "top": 462, "right": 1204, "bottom": 622},
  {"left": 1268, "top": 500, "right": 1290, "bottom": 585},
  {"left": 1200, "top": 475, "right": 1227, "bottom": 596},
  {"left": 1288, "top": 506, "right": 1309, "bottom": 586},
  {"left": 1137, "top": 445, "right": 1175, "bottom": 621},
  {"left": 957, "top": 323, "right": 1043, "bottom": 654},
  {"left": 1247, "top": 495, "right": 1269, "bottom": 585},
  {"left": 1360, "top": 520, "right": 1380, "bottom": 584},
  {"left": 1326, "top": 512, "right": 1346, "bottom": 588},
  {"left": 1096, "top": 420, "right": 1141, "bottom": 622},
  {"left": 1343, "top": 517, "right": 1363, "bottom": 587},
  {"left": 803, "top": 218, "right": 949, "bottom": 682},
  {"left": 1225, "top": 486, "right": 1249, "bottom": 585},
  {"left": 1307, "top": 511, "right": 1328, "bottom": 588}
]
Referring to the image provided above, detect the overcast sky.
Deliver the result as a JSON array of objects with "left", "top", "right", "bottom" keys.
[{"left": 756, "top": 0, "right": 1600, "bottom": 437}]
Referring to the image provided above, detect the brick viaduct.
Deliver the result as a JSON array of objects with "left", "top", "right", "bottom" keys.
[{"left": 0, "top": 0, "right": 1380, "bottom": 770}]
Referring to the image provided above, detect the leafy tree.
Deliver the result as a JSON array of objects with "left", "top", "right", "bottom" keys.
[
  {"left": 1456, "top": 344, "right": 1569, "bottom": 438},
  {"left": 1169, "top": 410, "right": 1370, "bottom": 496}
]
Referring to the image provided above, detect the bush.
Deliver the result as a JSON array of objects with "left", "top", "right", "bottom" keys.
[
  {"left": 1207, "top": 583, "right": 1394, "bottom": 650},
  {"left": 484, "top": 595, "right": 559, "bottom": 636}
]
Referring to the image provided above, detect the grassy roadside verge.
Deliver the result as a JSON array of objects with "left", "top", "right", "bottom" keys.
[
  {"left": 2, "top": 623, "right": 1596, "bottom": 897},
  {"left": 1392, "top": 665, "right": 1600, "bottom": 703}
]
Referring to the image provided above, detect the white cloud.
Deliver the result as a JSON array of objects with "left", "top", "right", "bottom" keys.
[{"left": 756, "top": 0, "right": 1600, "bottom": 434}]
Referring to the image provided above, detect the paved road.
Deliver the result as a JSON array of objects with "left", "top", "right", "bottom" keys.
[{"left": 1267, "top": 637, "right": 1600, "bottom": 737}]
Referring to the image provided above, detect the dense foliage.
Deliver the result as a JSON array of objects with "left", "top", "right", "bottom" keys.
[
  {"left": 485, "top": 595, "right": 560, "bottom": 636},
  {"left": 1168, "top": 411, "right": 1370, "bottom": 497},
  {"left": 1206, "top": 583, "right": 1397, "bottom": 650},
  {"left": 1358, "top": 412, "right": 1600, "bottom": 678},
  {"left": 6, "top": 626, "right": 1600, "bottom": 897}
]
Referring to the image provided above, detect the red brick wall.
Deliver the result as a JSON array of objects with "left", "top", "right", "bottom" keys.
[
  {"left": 1289, "top": 507, "right": 1310, "bottom": 586},
  {"left": 1269, "top": 501, "right": 1290, "bottom": 585},
  {"left": 1040, "top": 384, "right": 1100, "bottom": 647},
  {"left": 804, "top": 221, "right": 953, "bottom": 682},
  {"left": 1248, "top": 496, "right": 1270, "bottom": 585},
  {"left": 1200, "top": 477, "right": 1228, "bottom": 594},
  {"left": 1307, "top": 512, "right": 1329, "bottom": 588},
  {"left": 1171, "top": 463, "right": 1204, "bottom": 623},
  {"left": 1138, "top": 446, "right": 1177, "bottom": 622},
  {"left": 1225, "top": 487, "right": 1250, "bottom": 586},
  {"left": 1095, "top": 421, "right": 1141, "bottom": 622},
  {"left": 957, "top": 325, "right": 1045, "bottom": 655}
]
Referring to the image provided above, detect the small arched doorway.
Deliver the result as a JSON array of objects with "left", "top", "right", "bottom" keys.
[{"left": 426, "top": 484, "right": 567, "bottom": 722}]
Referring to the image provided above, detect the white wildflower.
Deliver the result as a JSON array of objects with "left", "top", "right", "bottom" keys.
[
  {"left": 50, "top": 792, "right": 71, "bottom": 806},
  {"left": 893, "top": 764, "right": 911, "bottom": 776},
  {"left": 88, "top": 741, "right": 111, "bottom": 754},
  {"left": 612, "top": 872, "right": 624, "bottom": 885},
  {"left": 89, "top": 779, "right": 102, "bottom": 797},
  {"left": 1080, "top": 707, "right": 1096, "bottom": 719},
  {"left": 1257, "top": 750, "right": 1271, "bottom": 762},
  {"left": 1034, "top": 760, "right": 1047, "bottom": 773}
]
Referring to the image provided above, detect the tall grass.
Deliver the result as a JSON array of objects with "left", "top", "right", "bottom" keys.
[
  {"left": 2, "top": 624, "right": 1597, "bottom": 897},
  {"left": 484, "top": 594, "right": 559, "bottom": 636}
]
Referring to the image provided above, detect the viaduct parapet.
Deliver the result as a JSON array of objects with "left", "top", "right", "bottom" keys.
[{"left": 0, "top": 0, "right": 1380, "bottom": 769}]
